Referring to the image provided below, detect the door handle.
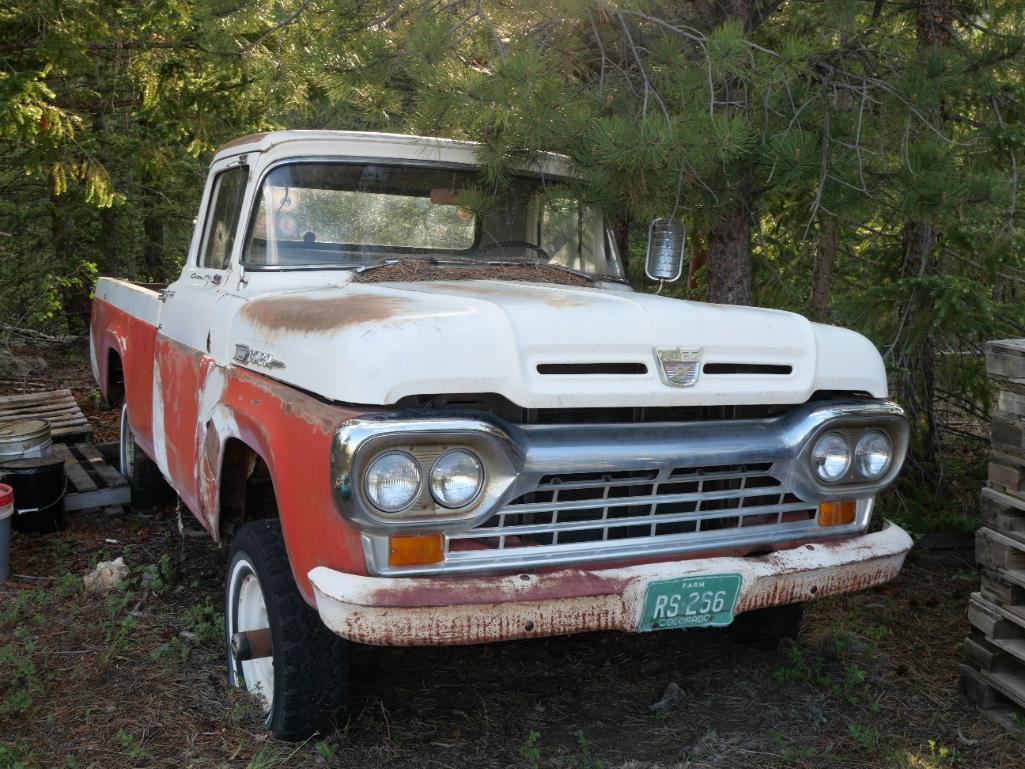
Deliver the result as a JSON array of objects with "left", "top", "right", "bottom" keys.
[{"left": 210, "top": 274, "right": 222, "bottom": 286}]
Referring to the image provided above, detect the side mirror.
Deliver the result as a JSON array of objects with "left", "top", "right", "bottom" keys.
[{"left": 645, "top": 218, "right": 686, "bottom": 282}]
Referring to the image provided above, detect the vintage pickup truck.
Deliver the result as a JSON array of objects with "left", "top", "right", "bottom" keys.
[{"left": 90, "top": 130, "right": 912, "bottom": 740}]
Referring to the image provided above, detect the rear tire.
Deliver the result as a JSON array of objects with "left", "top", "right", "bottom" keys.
[
  {"left": 119, "top": 403, "right": 175, "bottom": 510},
  {"left": 225, "top": 520, "right": 350, "bottom": 741},
  {"left": 728, "top": 602, "right": 804, "bottom": 651}
]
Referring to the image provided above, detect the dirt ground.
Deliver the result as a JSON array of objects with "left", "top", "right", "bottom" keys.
[{"left": 1, "top": 341, "right": 1024, "bottom": 768}]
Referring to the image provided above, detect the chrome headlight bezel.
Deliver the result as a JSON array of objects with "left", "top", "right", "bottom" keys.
[
  {"left": 331, "top": 416, "right": 517, "bottom": 533},
  {"left": 793, "top": 409, "right": 908, "bottom": 497}
]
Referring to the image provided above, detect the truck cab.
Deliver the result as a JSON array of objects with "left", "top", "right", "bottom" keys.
[{"left": 90, "top": 130, "right": 912, "bottom": 740}]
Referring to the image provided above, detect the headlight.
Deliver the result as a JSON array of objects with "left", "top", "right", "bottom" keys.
[
  {"left": 364, "top": 452, "right": 421, "bottom": 512},
  {"left": 430, "top": 449, "right": 484, "bottom": 508},
  {"left": 855, "top": 431, "right": 892, "bottom": 479},
  {"left": 812, "top": 433, "right": 851, "bottom": 482}
]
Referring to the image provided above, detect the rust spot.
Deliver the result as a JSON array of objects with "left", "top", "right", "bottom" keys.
[
  {"left": 216, "top": 132, "right": 269, "bottom": 153},
  {"left": 240, "top": 295, "right": 411, "bottom": 335}
]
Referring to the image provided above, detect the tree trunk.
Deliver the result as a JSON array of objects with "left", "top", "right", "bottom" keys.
[
  {"left": 143, "top": 211, "right": 165, "bottom": 282},
  {"left": 899, "top": 219, "right": 938, "bottom": 462},
  {"left": 893, "top": 0, "right": 952, "bottom": 465},
  {"left": 50, "top": 192, "right": 88, "bottom": 335},
  {"left": 694, "top": 0, "right": 759, "bottom": 306},
  {"left": 614, "top": 215, "right": 631, "bottom": 278},
  {"left": 810, "top": 216, "right": 836, "bottom": 319},
  {"left": 688, "top": 233, "right": 707, "bottom": 298},
  {"left": 706, "top": 174, "right": 754, "bottom": 305}
]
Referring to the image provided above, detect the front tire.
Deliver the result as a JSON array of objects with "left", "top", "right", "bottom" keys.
[
  {"left": 225, "top": 520, "right": 350, "bottom": 741},
  {"left": 119, "top": 403, "right": 175, "bottom": 510}
]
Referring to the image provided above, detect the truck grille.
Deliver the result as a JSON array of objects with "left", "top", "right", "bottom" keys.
[{"left": 447, "top": 462, "right": 817, "bottom": 555}]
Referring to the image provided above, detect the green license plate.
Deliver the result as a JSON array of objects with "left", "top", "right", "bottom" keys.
[{"left": 637, "top": 573, "right": 742, "bottom": 632}]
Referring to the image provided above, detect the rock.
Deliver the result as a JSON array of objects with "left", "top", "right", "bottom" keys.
[
  {"left": 83, "top": 557, "right": 129, "bottom": 594},
  {"left": 650, "top": 681, "right": 685, "bottom": 714}
]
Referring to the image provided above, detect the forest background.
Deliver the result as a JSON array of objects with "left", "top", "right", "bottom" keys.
[{"left": 2, "top": 0, "right": 1024, "bottom": 532}]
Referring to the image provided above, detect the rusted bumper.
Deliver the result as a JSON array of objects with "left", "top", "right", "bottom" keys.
[{"left": 308, "top": 522, "right": 912, "bottom": 646}]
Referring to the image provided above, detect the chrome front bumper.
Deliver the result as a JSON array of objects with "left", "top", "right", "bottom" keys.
[{"left": 309, "top": 522, "right": 912, "bottom": 646}]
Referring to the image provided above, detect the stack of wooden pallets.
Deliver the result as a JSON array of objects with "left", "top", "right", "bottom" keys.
[{"left": 962, "top": 339, "right": 1025, "bottom": 727}]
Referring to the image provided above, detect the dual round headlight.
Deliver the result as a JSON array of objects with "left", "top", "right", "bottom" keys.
[
  {"left": 811, "top": 430, "right": 892, "bottom": 483},
  {"left": 363, "top": 449, "right": 484, "bottom": 513}
]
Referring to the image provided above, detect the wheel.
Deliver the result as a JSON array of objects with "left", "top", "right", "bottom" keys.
[
  {"left": 728, "top": 602, "right": 804, "bottom": 651},
  {"left": 119, "top": 403, "right": 175, "bottom": 510},
  {"left": 225, "top": 520, "right": 350, "bottom": 741}
]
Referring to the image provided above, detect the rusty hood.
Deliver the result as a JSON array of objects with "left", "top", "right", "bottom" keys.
[{"left": 229, "top": 280, "right": 887, "bottom": 408}]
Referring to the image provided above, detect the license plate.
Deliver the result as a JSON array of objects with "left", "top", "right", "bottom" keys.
[{"left": 637, "top": 573, "right": 742, "bottom": 632}]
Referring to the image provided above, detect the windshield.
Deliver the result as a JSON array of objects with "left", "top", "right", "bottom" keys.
[{"left": 243, "top": 162, "right": 624, "bottom": 280}]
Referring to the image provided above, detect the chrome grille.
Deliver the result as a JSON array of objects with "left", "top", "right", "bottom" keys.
[{"left": 448, "top": 463, "right": 817, "bottom": 554}]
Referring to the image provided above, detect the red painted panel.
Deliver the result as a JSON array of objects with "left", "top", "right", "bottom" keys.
[
  {"left": 90, "top": 298, "right": 158, "bottom": 453},
  {"left": 154, "top": 334, "right": 203, "bottom": 514},
  {"left": 216, "top": 366, "right": 374, "bottom": 601},
  {"left": 144, "top": 335, "right": 374, "bottom": 604}
]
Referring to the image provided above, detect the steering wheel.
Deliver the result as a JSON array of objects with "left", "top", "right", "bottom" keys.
[{"left": 479, "top": 240, "right": 552, "bottom": 261}]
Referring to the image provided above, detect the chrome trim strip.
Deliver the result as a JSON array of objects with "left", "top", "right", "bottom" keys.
[
  {"left": 364, "top": 499, "right": 873, "bottom": 576},
  {"left": 447, "top": 500, "right": 813, "bottom": 539}
]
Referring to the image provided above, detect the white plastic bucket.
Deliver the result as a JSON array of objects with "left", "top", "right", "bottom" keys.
[
  {"left": 0, "top": 482, "right": 12, "bottom": 584},
  {"left": 0, "top": 420, "right": 53, "bottom": 462}
]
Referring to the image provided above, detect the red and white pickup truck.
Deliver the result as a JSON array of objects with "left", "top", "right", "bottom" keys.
[{"left": 90, "top": 130, "right": 912, "bottom": 740}]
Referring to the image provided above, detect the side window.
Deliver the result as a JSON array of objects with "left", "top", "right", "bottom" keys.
[{"left": 199, "top": 166, "right": 249, "bottom": 269}]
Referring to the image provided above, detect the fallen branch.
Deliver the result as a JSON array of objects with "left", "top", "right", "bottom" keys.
[{"left": 0, "top": 323, "right": 78, "bottom": 345}]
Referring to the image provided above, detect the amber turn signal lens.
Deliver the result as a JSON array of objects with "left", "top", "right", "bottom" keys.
[
  {"left": 388, "top": 532, "right": 444, "bottom": 566},
  {"left": 818, "top": 499, "right": 856, "bottom": 526}
]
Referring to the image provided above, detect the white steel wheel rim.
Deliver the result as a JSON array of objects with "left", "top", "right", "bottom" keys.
[
  {"left": 119, "top": 405, "right": 135, "bottom": 481},
  {"left": 228, "top": 557, "right": 274, "bottom": 717}
]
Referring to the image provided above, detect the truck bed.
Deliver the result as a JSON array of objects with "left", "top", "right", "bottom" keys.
[{"left": 94, "top": 277, "right": 163, "bottom": 327}]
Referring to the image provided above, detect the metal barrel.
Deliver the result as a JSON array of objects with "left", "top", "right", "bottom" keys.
[
  {"left": 0, "top": 458, "right": 66, "bottom": 534},
  {"left": 0, "top": 420, "right": 53, "bottom": 462}
]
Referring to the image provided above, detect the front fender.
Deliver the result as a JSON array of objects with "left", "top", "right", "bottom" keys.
[{"left": 196, "top": 364, "right": 376, "bottom": 605}]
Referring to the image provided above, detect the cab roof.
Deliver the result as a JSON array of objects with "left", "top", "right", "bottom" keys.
[{"left": 212, "top": 130, "right": 574, "bottom": 177}]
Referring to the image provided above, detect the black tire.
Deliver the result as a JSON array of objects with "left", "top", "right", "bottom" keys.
[
  {"left": 119, "top": 403, "right": 175, "bottom": 510},
  {"left": 225, "top": 520, "right": 350, "bottom": 741},
  {"left": 728, "top": 602, "right": 804, "bottom": 651}
]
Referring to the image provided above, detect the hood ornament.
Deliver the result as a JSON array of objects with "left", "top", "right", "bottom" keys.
[{"left": 655, "top": 348, "right": 701, "bottom": 388}]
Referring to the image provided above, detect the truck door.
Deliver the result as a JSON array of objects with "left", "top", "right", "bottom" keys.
[{"left": 153, "top": 156, "right": 250, "bottom": 516}]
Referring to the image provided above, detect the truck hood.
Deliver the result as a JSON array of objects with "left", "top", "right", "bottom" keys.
[{"left": 229, "top": 280, "right": 886, "bottom": 408}]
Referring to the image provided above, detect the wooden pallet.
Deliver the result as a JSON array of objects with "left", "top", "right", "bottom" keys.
[
  {"left": 964, "top": 341, "right": 1025, "bottom": 730},
  {"left": 0, "top": 389, "right": 92, "bottom": 439},
  {"left": 976, "top": 527, "right": 1025, "bottom": 581},
  {"left": 53, "top": 442, "right": 129, "bottom": 513},
  {"left": 960, "top": 663, "right": 1025, "bottom": 731}
]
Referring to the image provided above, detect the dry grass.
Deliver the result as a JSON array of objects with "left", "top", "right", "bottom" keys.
[{"left": 1, "top": 506, "right": 1023, "bottom": 769}]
